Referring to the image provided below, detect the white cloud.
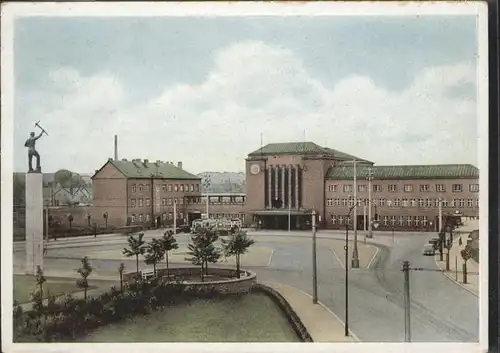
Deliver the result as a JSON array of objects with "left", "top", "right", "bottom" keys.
[{"left": 17, "top": 40, "right": 478, "bottom": 174}]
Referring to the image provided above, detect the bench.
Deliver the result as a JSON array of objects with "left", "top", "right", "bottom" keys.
[{"left": 142, "top": 269, "right": 155, "bottom": 280}]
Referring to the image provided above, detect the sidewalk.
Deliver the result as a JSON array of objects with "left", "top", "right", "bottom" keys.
[
  {"left": 265, "top": 282, "right": 357, "bottom": 342},
  {"left": 435, "top": 225, "right": 479, "bottom": 296}
]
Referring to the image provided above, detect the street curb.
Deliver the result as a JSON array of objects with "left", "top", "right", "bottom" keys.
[
  {"left": 434, "top": 255, "right": 478, "bottom": 297},
  {"left": 293, "top": 287, "right": 360, "bottom": 342}
]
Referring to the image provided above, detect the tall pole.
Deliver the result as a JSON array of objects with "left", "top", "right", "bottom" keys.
[
  {"left": 173, "top": 199, "right": 177, "bottom": 234},
  {"left": 403, "top": 260, "right": 411, "bottom": 342},
  {"left": 344, "top": 222, "right": 349, "bottom": 336},
  {"left": 312, "top": 210, "right": 318, "bottom": 304},
  {"left": 363, "top": 204, "right": 367, "bottom": 231},
  {"left": 438, "top": 197, "right": 443, "bottom": 232},
  {"left": 367, "top": 167, "right": 373, "bottom": 238},
  {"left": 206, "top": 194, "right": 209, "bottom": 219},
  {"left": 352, "top": 160, "right": 360, "bottom": 268}
]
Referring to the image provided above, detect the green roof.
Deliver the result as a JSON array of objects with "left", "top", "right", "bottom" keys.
[
  {"left": 325, "top": 164, "right": 479, "bottom": 180},
  {"left": 99, "top": 160, "right": 200, "bottom": 180},
  {"left": 248, "top": 142, "right": 372, "bottom": 162}
]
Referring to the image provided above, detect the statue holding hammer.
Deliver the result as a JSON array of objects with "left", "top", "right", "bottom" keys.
[{"left": 25, "top": 120, "right": 48, "bottom": 173}]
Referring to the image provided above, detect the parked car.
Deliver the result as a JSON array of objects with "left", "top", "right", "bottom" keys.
[
  {"left": 422, "top": 244, "right": 436, "bottom": 256},
  {"left": 428, "top": 237, "right": 440, "bottom": 249}
]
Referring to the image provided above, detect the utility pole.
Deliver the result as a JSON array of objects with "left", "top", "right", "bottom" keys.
[
  {"left": 402, "top": 260, "right": 411, "bottom": 342},
  {"left": 344, "top": 221, "right": 350, "bottom": 337},
  {"left": 352, "top": 159, "right": 359, "bottom": 268},
  {"left": 312, "top": 210, "right": 318, "bottom": 304},
  {"left": 367, "top": 167, "right": 374, "bottom": 238}
]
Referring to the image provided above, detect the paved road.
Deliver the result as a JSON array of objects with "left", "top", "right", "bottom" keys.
[{"left": 13, "top": 230, "right": 478, "bottom": 342}]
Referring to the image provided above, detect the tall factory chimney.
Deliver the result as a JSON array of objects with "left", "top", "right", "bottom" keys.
[{"left": 114, "top": 135, "right": 118, "bottom": 161}]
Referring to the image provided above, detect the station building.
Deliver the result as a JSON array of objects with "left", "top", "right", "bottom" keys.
[
  {"left": 90, "top": 141, "right": 479, "bottom": 232},
  {"left": 244, "top": 142, "right": 479, "bottom": 231}
]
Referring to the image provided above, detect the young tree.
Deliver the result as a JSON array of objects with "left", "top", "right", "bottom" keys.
[
  {"left": 118, "top": 263, "right": 125, "bottom": 293},
  {"left": 144, "top": 238, "right": 164, "bottom": 276},
  {"left": 103, "top": 212, "right": 109, "bottom": 228},
  {"left": 187, "top": 227, "right": 221, "bottom": 281},
  {"left": 123, "top": 232, "right": 147, "bottom": 277},
  {"left": 35, "top": 265, "right": 47, "bottom": 298},
  {"left": 76, "top": 256, "right": 93, "bottom": 301},
  {"left": 159, "top": 230, "right": 179, "bottom": 277},
  {"left": 221, "top": 230, "right": 255, "bottom": 278},
  {"left": 68, "top": 213, "right": 74, "bottom": 229}
]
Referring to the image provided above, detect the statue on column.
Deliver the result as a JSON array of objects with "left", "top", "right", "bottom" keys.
[{"left": 25, "top": 121, "right": 48, "bottom": 173}]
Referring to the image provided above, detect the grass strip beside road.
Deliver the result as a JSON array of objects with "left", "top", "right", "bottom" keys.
[
  {"left": 83, "top": 292, "right": 301, "bottom": 342},
  {"left": 14, "top": 275, "right": 118, "bottom": 304}
]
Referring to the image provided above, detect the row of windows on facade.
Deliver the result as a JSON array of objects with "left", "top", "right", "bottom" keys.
[
  {"left": 327, "top": 183, "right": 479, "bottom": 193},
  {"left": 330, "top": 214, "right": 435, "bottom": 227},
  {"left": 326, "top": 198, "right": 480, "bottom": 208},
  {"left": 130, "top": 196, "right": 245, "bottom": 208},
  {"left": 130, "top": 212, "right": 245, "bottom": 223},
  {"left": 131, "top": 183, "right": 201, "bottom": 193}
]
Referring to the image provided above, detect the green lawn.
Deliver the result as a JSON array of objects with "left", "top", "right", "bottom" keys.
[
  {"left": 13, "top": 275, "right": 118, "bottom": 303},
  {"left": 84, "top": 292, "right": 301, "bottom": 342}
]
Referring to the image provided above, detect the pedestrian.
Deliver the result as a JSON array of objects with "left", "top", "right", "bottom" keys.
[{"left": 93, "top": 222, "right": 97, "bottom": 238}]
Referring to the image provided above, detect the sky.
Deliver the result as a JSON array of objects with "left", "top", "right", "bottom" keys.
[{"left": 13, "top": 15, "right": 479, "bottom": 174}]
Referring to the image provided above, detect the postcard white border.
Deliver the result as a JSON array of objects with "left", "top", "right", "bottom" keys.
[{"left": 1, "top": 2, "right": 490, "bottom": 353}]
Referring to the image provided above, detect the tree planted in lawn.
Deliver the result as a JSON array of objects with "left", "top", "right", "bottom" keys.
[
  {"left": 123, "top": 232, "right": 147, "bottom": 277},
  {"left": 159, "top": 230, "right": 179, "bottom": 277},
  {"left": 118, "top": 263, "right": 125, "bottom": 293},
  {"left": 76, "top": 256, "right": 93, "bottom": 301},
  {"left": 221, "top": 230, "right": 255, "bottom": 278},
  {"left": 187, "top": 227, "right": 220, "bottom": 281},
  {"left": 35, "top": 265, "right": 47, "bottom": 298},
  {"left": 145, "top": 238, "right": 164, "bottom": 277}
]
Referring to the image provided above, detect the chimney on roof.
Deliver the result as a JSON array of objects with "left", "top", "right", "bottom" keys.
[
  {"left": 122, "top": 158, "right": 127, "bottom": 162},
  {"left": 108, "top": 157, "right": 113, "bottom": 161},
  {"left": 144, "top": 159, "right": 149, "bottom": 166},
  {"left": 156, "top": 160, "right": 161, "bottom": 165},
  {"left": 114, "top": 135, "right": 118, "bottom": 161},
  {"left": 177, "top": 161, "right": 183, "bottom": 169}
]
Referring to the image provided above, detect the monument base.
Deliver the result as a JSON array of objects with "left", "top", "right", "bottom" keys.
[{"left": 25, "top": 172, "right": 44, "bottom": 274}]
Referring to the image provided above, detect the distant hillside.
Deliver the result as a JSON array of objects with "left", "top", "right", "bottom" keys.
[{"left": 197, "top": 172, "right": 246, "bottom": 193}]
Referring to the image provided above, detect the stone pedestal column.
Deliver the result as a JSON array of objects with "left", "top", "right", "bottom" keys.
[
  {"left": 25, "top": 173, "right": 44, "bottom": 274},
  {"left": 288, "top": 164, "right": 292, "bottom": 209}
]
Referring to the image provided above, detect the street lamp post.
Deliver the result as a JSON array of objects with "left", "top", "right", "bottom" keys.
[
  {"left": 352, "top": 160, "right": 360, "bottom": 268},
  {"left": 367, "top": 167, "right": 374, "bottom": 238},
  {"left": 344, "top": 203, "right": 357, "bottom": 336},
  {"left": 312, "top": 210, "right": 318, "bottom": 304}
]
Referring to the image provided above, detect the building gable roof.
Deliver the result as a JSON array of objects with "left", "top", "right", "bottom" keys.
[
  {"left": 325, "top": 164, "right": 479, "bottom": 180},
  {"left": 248, "top": 141, "right": 372, "bottom": 163},
  {"left": 93, "top": 159, "right": 201, "bottom": 180}
]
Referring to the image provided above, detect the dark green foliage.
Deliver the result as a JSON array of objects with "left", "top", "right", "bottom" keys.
[
  {"left": 159, "top": 230, "right": 179, "bottom": 277},
  {"left": 123, "top": 233, "right": 147, "bottom": 276},
  {"left": 187, "top": 227, "right": 221, "bottom": 281},
  {"left": 76, "top": 256, "right": 93, "bottom": 301},
  {"left": 144, "top": 238, "right": 165, "bottom": 276},
  {"left": 221, "top": 230, "right": 255, "bottom": 278}
]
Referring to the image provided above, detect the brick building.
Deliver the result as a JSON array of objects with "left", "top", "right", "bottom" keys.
[
  {"left": 92, "top": 158, "right": 204, "bottom": 227},
  {"left": 244, "top": 142, "right": 479, "bottom": 231}
]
